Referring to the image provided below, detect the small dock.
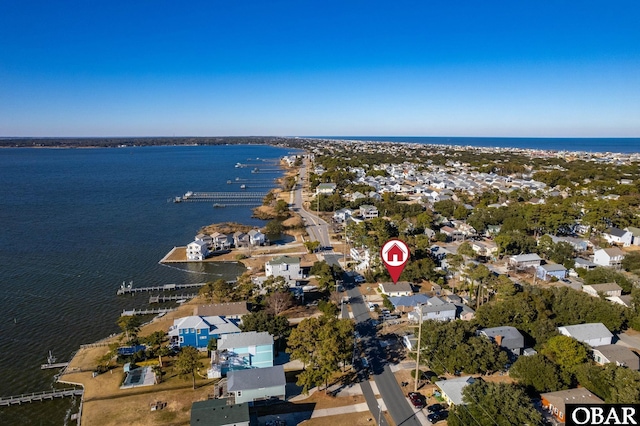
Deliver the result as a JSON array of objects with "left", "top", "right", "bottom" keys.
[
  {"left": 149, "top": 294, "right": 197, "bottom": 304},
  {"left": 0, "top": 388, "right": 83, "bottom": 406},
  {"left": 120, "top": 307, "right": 176, "bottom": 317},
  {"left": 117, "top": 282, "right": 207, "bottom": 295},
  {"left": 41, "top": 362, "right": 69, "bottom": 370}
]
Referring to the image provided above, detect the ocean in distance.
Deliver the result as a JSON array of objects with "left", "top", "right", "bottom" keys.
[
  {"left": 0, "top": 144, "right": 293, "bottom": 425},
  {"left": 318, "top": 136, "right": 640, "bottom": 154}
]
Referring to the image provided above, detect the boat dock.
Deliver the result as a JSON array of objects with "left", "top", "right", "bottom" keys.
[
  {"left": 0, "top": 388, "right": 83, "bottom": 406},
  {"left": 176, "top": 191, "right": 267, "bottom": 203},
  {"left": 117, "top": 282, "right": 207, "bottom": 295},
  {"left": 149, "top": 294, "right": 197, "bottom": 304},
  {"left": 120, "top": 307, "right": 176, "bottom": 317}
]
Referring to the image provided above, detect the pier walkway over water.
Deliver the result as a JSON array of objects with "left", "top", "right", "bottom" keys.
[
  {"left": 117, "top": 282, "right": 207, "bottom": 295},
  {"left": 0, "top": 388, "right": 83, "bottom": 406},
  {"left": 149, "top": 293, "right": 197, "bottom": 304},
  {"left": 120, "top": 307, "right": 176, "bottom": 317},
  {"left": 177, "top": 191, "right": 267, "bottom": 202}
]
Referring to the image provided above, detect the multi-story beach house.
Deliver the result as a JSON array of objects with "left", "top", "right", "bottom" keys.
[{"left": 168, "top": 315, "right": 241, "bottom": 349}]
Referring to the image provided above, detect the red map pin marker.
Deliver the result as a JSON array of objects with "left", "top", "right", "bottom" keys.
[{"left": 380, "top": 239, "right": 410, "bottom": 284}]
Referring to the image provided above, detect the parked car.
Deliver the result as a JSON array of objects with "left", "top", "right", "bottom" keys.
[
  {"left": 427, "top": 403, "right": 444, "bottom": 413},
  {"left": 407, "top": 392, "right": 425, "bottom": 409},
  {"left": 427, "top": 411, "right": 449, "bottom": 423}
]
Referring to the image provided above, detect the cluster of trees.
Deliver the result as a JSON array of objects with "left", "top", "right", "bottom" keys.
[
  {"left": 309, "top": 260, "right": 342, "bottom": 292},
  {"left": 510, "top": 338, "right": 640, "bottom": 403},
  {"left": 418, "top": 320, "right": 509, "bottom": 376},
  {"left": 199, "top": 278, "right": 255, "bottom": 304},
  {"left": 448, "top": 380, "right": 542, "bottom": 426},
  {"left": 286, "top": 314, "right": 354, "bottom": 393},
  {"left": 475, "top": 286, "right": 632, "bottom": 347},
  {"left": 240, "top": 310, "right": 291, "bottom": 352}
]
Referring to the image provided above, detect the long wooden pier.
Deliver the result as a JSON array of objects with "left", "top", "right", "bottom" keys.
[
  {"left": 149, "top": 294, "right": 197, "bottom": 304},
  {"left": 0, "top": 388, "right": 83, "bottom": 406},
  {"left": 120, "top": 307, "right": 176, "bottom": 317},
  {"left": 117, "top": 282, "right": 207, "bottom": 295},
  {"left": 41, "top": 362, "right": 69, "bottom": 370},
  {"left": 179, "top": 191, "right": 267, "bottom": 202}
]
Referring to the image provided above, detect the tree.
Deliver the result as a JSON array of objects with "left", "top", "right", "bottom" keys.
[
  {"left": 117, "top": 316, "right": 142, "bottom": 343},
  {"left": 542, "top": 335, "right": 588, "bottom": 371},
  {"left": 304, "top": 240, "right": 321, "bottom": 253},
  {"left": 621, "top": 251, "right": 640, "bottom": 273},
  {"left": 448, "top": 380, "right": 542, "bottom": 426},
  {"left": 212, "top": 279, "right": 235, "bottom": 303},
  {"left": 457, "top": 241, "right": 475, "bottom": 258},
  {"left": 265, "top": 290, "right": 294, "bottom": 316},
  {"left": 265, "top": 220, "right": 284, "bottom": 237},
  {"left": 509, "top": 353, "right": 568, "bottom": 393},
  {"left": 240, "top": 311, "right": 291, "bottom": 352},
  {"left": 175, "top": 346, "right": 203, "bottom": 389}
]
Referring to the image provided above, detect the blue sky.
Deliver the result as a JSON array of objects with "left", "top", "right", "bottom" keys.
[{"left": 1, "top": 1, "right": 639, "bottom": 137}]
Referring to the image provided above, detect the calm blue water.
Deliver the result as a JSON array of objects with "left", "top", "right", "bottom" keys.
[
  {"left": 0, "top": 144, "right": 291, "bottom": 424},
  {"left": 318, "top": 137, "right": 640, "bottom": 154}
]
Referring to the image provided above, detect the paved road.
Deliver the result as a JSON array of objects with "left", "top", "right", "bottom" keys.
[
  {"left": 292, "top": 159, "right": 425, "bottom": 425},
  {"left": 346, "top": 277, "right": 425, "bottom": 426}
]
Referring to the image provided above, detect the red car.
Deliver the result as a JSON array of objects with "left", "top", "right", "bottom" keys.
[{"left": 407, "top": 392, "right": 425, "bottom": 409}]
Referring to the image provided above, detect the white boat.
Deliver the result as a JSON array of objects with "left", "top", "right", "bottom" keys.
[{"left": 240, "top": 184, "right": 246, "bottom": 189}]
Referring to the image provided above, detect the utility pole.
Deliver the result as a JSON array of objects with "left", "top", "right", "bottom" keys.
[{"left": 414, "top": 304, "right": 424, "bottom": 392}]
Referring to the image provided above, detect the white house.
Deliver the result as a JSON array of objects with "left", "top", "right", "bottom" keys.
[
  {"left": 333, "top": 208, "right": 353, "bottom": 223},
  {"left": 247, "top": 229, "right": 266, "bottom": 246},
  {"left": 265, "top": 256, "right": 302, "bottom": 281},
  {"left": 509, "top": 253, "right": 542, "bottom": 269},
  {"left": 186, "top": 240, "right": 210, "bottom": 261},
  {"left": 378, "top": 282, "right": 413, "bottom": 297},
  {"left": 625, "top": 226, "right": 640, "bottom": 246},
  {"left": 557, "top": 323, "right": 613, "bottom": 347},
  {"left": 408, "top": 297, "right": 456, "bottom": 322},
  {"left": 593, "top": 247, "right": 625, "bottom": 268},
  {"left": 602, "top": 227, "right": 633, "bottom": 247},
  {"left": 316, "top": 183, "right": 337, "bottom": 195},
  {"left": 359, "top": 204, "right": 379, "bottom": 219}
]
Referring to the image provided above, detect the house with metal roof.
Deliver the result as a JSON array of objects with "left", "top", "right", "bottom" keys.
[
  {"left": 208, "top": 331, "right": 274, "bottom": 378},
  {"left": 509, "top": 253, "right": 542, "bottom": 269},
  {"left": 187, "top": 240, "right": 210, "bottom": 261},
  {"left": 265, "top": 256, "right": 302, "bottom": 281},
  {"left": 557, "top": 323, "right": 613, "bottom": 347},
  {"left": 168, "top": 315, "right": 241, "bottom": 349},
  {"left": 227, "top": 365, "right": 286, "bottom": 405},
  {"left": 408, "top": 297, "right": 456, "bottom": 322}
]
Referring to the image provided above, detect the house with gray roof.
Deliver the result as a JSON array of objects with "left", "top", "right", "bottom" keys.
[
  {"left": 536, "top": 263, "right": 567, "bottom": 281},
  {"left": 227, "top": 365, "right": 286, "bottom": 405},
  {"left": 208, "top": 331, "right": 274, "bottom": 378},
  {"left": 388, "top": 294, "right": 430, "bottom": 312},
  {"left": 602, "top": 227, "right": 632, "bottom": 246},
  {"left": 378, "top": 281, "right": 413, "bottom": 297},
  {"left": 574, "top": 257, "right": 597, "bottom": 270},
  {"left": 169, "top": 315, "right": 241, "bottom": 349},
  {"left": 509, "top": 253, "right": 542, "bottom": 269},
  {"left": 626, "top": 226, "right": 640, "bottom": 246},
  {"left": 557, "top": 323, "right": 613, "bottom": 347},
  {"left": 435, "top": 376, "right": 475, "bottom": 406},
  {"left": 592, "top": 344, "right": 639, "bottom": 370},
  {"left": 478, "top": 326, "right": 525, "bottom": 356},
  {"left": 190, "top": 399, "right": 250, "bottom": 426},
  {"left": 408, "top": 297, "right": 456, "bottom": 322}
]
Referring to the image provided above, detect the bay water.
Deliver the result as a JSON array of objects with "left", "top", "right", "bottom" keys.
[{"left": 0, "top": 144, "right": 290, "bottom": 424}]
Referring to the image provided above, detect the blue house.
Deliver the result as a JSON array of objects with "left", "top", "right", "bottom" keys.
[
  {"left": 536, "top": 263, "right": 567, "bottom": 281},
  {"left": 168, "top": 315, "right": 241, "bottom": 349},
  {"left": 208, "top": 331, "right": 274, "bottom": 378}
]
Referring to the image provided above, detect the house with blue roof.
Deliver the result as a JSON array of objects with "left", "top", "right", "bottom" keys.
[{"left": 168, "top": 315, "right": 241, "bottom": 349}]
